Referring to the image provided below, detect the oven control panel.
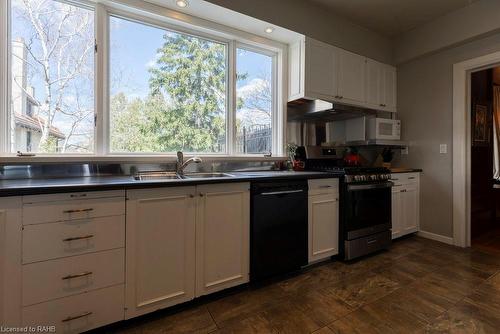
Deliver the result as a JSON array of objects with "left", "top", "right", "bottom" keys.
[{"left": 345, "top": 173, "right": 391, "bottom": 183}]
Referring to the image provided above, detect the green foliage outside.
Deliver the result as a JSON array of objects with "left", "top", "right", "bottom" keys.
[{"left": 111, "top": 33, "right": 227, "bottom": 153}]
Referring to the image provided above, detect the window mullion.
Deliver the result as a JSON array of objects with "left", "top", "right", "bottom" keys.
[
  {"left": 0, "top": 0, "right": 10, "bottom": 153},
  {"left": 95, "top": 3, "right": 108, "bottom": 155},
  {"left": 227, "top": 40, "right": 236, "bottom": 156}
]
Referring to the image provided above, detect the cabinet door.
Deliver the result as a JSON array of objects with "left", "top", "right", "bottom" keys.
[
  {"left": 391, "top": 188, "right": 403, "bottom": 239},
  {"left": 402, "top": 184, "right": 419, "bottom": 234},
  {"left": 338, "top": 49, "right": 366, "bottom": 103},
  {"left": 382, "top": 65, "right": 397, "bottom": 111},
  {"left": 305, "top": 38, "right": 338, "bottom": 99},
  {"left": 365, "top": 59, "right": 382, "bottom": 106},
  {"left": 125, "top": 187, "right": 196, "bottom": 318},
  {"left": 308, "top": 193, "right": 339, "bottom": 262},
  {"left": 0, "top": 197, "right": 23, "bottom": 326},
  {"left": 195, "top": 183, "right": 250, "bottom": 297}
]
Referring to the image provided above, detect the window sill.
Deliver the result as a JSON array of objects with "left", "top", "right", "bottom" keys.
[{"left": 0, "top": 154, "right": 287, "bottom": 164}]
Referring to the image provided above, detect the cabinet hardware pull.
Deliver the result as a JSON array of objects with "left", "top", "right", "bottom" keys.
[
  {"left": 408, "top": 177, "right": 415, "bottom": 179},
  {"left": 62, "top": 271, "right": 93, "bottom": 280},
  {"left": 199, "top": 193, "right": 204, "bottom": 197},
  {"left": 318, "top": 185, "right": 332, "bottom": 188},
  {"left": 390, "top": 178, "right": 399, "bottom": 181},
  {"left": 63, "top": 234, "right": 94, "bottom": 242},
  {"left": 367, "top": 239, "right": 378, "bottom": 244},
  {"left": 70, "top": 194, "right": 87, "bottom": 198},
  {"left": 189, "top": 194, "right": 194, "bottom": 198},
  {"left": 380, "top": 104, "right": 384, "bottom": 107},
  {"left": 63, "top": 208, "right": 94, "bottom": 214},
  {"left": 62, "top": 311, "right": 93, "bottom": 323}
]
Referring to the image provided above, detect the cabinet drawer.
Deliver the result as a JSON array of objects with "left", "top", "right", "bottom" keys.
[
  {"left": 22, "top": 284, "right": 124, "bottom": 334},
  {"left": 23, "top": 248, "right": 124, "bottom": 306},
  {"left": 308, "top": 178, "right": 339, "bottom": 195},
  {"left": 390, "top": 173, "right": 419, "bottom": 186},
  {"left": 23, "top": 196, "right": 125, "bottom": 225},
  {"left": 23, "top": 215, "right": 125, "bottom": 264},
  {"left": 23, "top": 190, "right": 125, "bottom": 204}
]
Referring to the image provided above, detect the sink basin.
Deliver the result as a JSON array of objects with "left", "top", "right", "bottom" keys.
[
  {"left": 134, "top": 171, "right": 181, "bottom": 181},
  {"left": 182, "top": 172, "right": 235, "bottom": 179}
]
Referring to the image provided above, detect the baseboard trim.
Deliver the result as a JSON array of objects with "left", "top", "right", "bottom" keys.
[{"left": 417, "top": 230, "right": 454, "bottom": 245}]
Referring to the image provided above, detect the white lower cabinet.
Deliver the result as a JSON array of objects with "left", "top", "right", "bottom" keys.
[
  {"left": 125, "top": 186, "right": 196, "bottom": 318},
  {"left": 391, "top": 173, "right": 420, "bottom": 239},
  {"left": 308, "top": 179, "right": 339, "bottom": 263},
  {"left": 126, "top": 183, "right": 250, "bottom": 317},
  {"left": 1, "top": 191, "right": 126, "bottom": 332},
  {"left": 195, "top": 183, "right": 250, "bottom": 297},
  {"left": 22, "top": 285, "right": 125, "bottom": 333}
]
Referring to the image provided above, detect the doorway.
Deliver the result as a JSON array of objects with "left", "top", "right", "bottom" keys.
[{"left": 470, "top": 68, "right": 500, "bottom": 253}]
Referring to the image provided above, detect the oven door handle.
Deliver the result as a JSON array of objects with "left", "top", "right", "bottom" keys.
[{"left": 347, "top": 181, "right": 394, "bottom": 191}]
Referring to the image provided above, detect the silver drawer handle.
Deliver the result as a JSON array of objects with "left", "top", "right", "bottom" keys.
[
  {"left": 318, "top": 185, "right": 332, "bottom": 188},
  {"left": 408, "top": 177, "right": 416, "bottom": 180},
  {"left": 367, "top": 239, "right": 378, "bottom": 244},
  {"left": 63, "top": 208, "right": 94, "bottom": 214},
  {"left": 62, "top": 311, "right": 93, "bottom": 323},
  {"left": 70, "top": 194, "right": 87, "bottom": 198},
  {"left": 63, "top": 234, "right": 94, "bottom": 242},
  {"left": 261, "top": 189, "right": 304, "bottom": 196},
  {"left": 62, "top": 271, "right": 93, "bottom": 280}
]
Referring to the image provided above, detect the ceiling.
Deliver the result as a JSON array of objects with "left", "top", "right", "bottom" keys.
[{"left": 308, "top": 0, "right": 479, "bottom": 37}]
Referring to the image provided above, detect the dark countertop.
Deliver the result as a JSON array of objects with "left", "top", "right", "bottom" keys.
[
  {"left": 0, "top": 171, "right": 340, "bottom": 197},
  {"left": 389, "top": 168, "right": 423, "bottom": 174}
]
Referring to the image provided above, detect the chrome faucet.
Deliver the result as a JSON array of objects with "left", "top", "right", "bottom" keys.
[{"left": 176, "top": 151, "right": 202, "bottom": 175}]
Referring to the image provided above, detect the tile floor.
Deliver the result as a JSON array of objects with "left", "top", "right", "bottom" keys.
[{"left": 100, "top": 236, "right": 500, "bottom": 333}]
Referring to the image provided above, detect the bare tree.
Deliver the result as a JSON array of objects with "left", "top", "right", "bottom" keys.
[{"left": 12, "top": 0, "right": 94, "bottom": 152}]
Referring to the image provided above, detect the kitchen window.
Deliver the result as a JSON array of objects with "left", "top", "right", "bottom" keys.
[
  {"left": 236, "top": 47, "right": 275, "bottom": 154},
  {"left": 9, "top": 0, "right": 95, "bottom": 154},
  {"left": 109, "top": 16, "right": 227, "bottom": 154},
  {"left": 0, "top": 0, "right": 284, "bottom": 157}
]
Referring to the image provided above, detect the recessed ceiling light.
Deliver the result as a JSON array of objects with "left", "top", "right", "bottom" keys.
[
  {"left": 265, "top": 27, "right": 274, "bottom": 34},
  {"left": 176, "top": 0, "right": 189, "bottom": 8}
]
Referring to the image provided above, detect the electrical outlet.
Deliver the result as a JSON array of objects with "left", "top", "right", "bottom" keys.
[
  {"left": 440, "top": 144, "right": 447, "bottom": 154},
  {"left": 401, "top": 146, "right": 409, "bottom": 155}
]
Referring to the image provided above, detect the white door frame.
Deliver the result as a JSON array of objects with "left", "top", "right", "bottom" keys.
[{"left": 453, "top": 51, "right": 500, "bottom": 247}]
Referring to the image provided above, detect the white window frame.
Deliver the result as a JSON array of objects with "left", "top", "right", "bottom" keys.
[{"left": 0, "top": 0, "right": 286, "bottom": 159}]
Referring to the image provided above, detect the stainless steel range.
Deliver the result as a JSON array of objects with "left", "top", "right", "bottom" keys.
[{"left": 303, "top": 149, "right": 393, "bottom": 260}]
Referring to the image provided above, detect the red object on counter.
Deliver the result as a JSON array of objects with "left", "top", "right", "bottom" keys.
[
  {"left": 292, "top": 160, "right": 305, "bottom": 171},
  {"left": 344, "top": 152, "right": 361, "bottom": 166}
]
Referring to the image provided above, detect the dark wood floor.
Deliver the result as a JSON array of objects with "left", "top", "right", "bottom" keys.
[
  {"left": 472, "top": 227, "right": 500, "bottom": 255},
  {"left": 105, "top": 236, "right": 500, "bottom": 334}
]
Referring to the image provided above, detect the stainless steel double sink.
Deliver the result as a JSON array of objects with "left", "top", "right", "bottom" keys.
[{"left": 134, "top": 171, "right": 235, "bottom": 181}]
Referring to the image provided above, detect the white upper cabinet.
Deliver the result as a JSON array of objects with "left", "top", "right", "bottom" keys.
[
  {"left": 365, "top": 59, "right": 397, "bottom": 112},
  {"left": 289, "top": 37, "right": 397, "bottom": 112},
  {"left": 338, "top": 49, "right": 366, "bottom": 104},
  {"left": 301, "top": 38, "right": 339, "bottom": 100}
]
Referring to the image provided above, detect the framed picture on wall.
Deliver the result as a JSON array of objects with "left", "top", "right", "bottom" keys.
[{"left": 472, "top": 103, "right": 491, "bottom": 146}]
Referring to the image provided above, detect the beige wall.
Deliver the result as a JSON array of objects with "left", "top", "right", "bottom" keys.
[
  {"left": 205, "top": 0, "right": 394, "bottom": 64},
  {"left": 398, "top": 32, "right": 500, "bottom": 238},
  {"left": 394, "top": 0, "right": 500, "bottom": 64}
]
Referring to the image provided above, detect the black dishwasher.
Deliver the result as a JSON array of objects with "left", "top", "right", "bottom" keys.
[{"left": 250, "top": 180, "right": 308, "bottom": 281}]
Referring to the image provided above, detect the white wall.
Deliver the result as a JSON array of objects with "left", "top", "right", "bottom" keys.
[
  {"left": 205, "top": 0, "right": 394, "bottom": 64},
  {"left": 397, "top": 32, "right": 500, "bottom": 238}
]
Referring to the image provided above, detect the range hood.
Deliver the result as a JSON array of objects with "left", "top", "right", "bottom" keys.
[{"left": 287, "top": 98, "right": 378, "bottom": 122}]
